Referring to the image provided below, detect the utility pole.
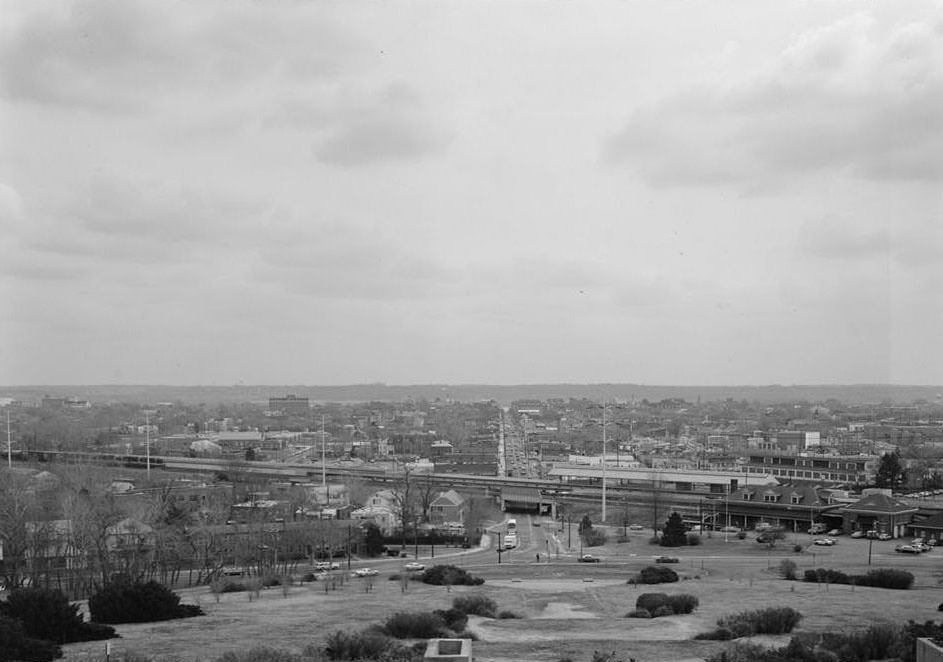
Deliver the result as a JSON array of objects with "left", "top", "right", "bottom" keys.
[
  {"left": 143, "top": 409, "right": 157, "bottom": 479},
  {"left": 321, "top": 415, "right": 327, "bottom": 502},
  {"left": 602, "top": 399, "right": 607, "bottom": 524},
  {"left": 6, "top": 409, "right": 11, "bottom": 469}
]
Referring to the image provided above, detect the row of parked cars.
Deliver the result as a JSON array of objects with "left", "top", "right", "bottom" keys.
[{"left": 895, "top": 539, "right": 937, "bottom": 554}]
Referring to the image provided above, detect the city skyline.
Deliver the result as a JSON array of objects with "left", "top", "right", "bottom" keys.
[{"left": 2, "top": 1, "right": 942, "bottom": 387}]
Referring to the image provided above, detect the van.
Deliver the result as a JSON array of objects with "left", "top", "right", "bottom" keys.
[{"left": 808, "top": 523, "right": 828, "bottom": 535}]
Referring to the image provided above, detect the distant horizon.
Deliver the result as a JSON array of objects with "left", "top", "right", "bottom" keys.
[{"left": 3, "top": 381, "right": 943, "bottom": 388}]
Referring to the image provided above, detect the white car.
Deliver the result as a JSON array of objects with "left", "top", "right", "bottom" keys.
[
  {"left": 352, "top": 568, "right": 379, "bottom": 577},
  {"left": 403, "top": 562, "right": 426, "bottom": 572},
  {"left": 315, "top": 561, "right": 340, "bottom": 571},
  {"left": 813, "top": 538, "right": 836, "bottom": 546}
]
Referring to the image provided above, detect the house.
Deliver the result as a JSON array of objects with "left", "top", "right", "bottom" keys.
[
  {"left": 841, "top": 489, "right": 918, "bottom": 538},
  {"left": 907, "top": 511, "right": 943, "bottom": 542},
  {"left": 724, "top": 484, "right": 842, "bottom": 532},
  {"left": 350, "top": 489, "right": 399, "bottom": 535},
  {"left": 429, "top": 490, "right": 466, "bottom": 526}
]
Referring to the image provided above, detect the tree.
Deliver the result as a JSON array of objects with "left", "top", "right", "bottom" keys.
[
  {"left": 660, "top": 512, "right": 687, "bottom": 547},
  {"left": 362, "top": 522, "right": 385, "bottom": 557},
  {"left": 578, "top": 514, "right": 593, "bottom": 534},
  {"left": 875, "top": 451, "right": 907, "bottom": 490}
]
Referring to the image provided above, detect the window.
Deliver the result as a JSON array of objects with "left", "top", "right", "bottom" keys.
[
  {"left": 791, "top": 496, "right": 801, "bottom": 504},
  {"left": 764, "top": 494, "right": 778, "bottom": 502}
]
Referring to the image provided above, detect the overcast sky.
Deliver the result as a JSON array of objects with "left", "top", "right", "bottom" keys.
[{"left": 1, "top": 1, "right": 942, "bottom": 387}]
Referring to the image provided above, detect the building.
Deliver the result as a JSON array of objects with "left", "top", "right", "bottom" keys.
[
  {"left": 268, "top": 394, "right": 310, "bottom": 416},
  {"left": 429, "top": 490, "right": 466, "bottom": 526},
  {"left": 741, "top": 449, "right": 878, "bottom": 484},
  {"left": 840, "top": 489, "right": 918, "bottom": 539}
]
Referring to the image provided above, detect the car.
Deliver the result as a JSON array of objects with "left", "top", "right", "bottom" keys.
[
  {"left": 403, "top": 562, "right": 426, "bottom": 572},
  {"left": 895, "top": 544, "right": 920, "bottom": 554},
  {"left": 655, "top": 555, "right": 679, "bottom": 563},
  {"left": 315, "top": 561, "right": 340, "bottom": 571},
  {"left": 628, "top": 524, "right": 645, "bottom": 532},
  {"left": 850, "top": 530, "right": 865, "bottom": 538},
  {"left": 827, "top": 529, "right": 841, "bottom": 537},
  {"left": 719, "top": 526, "right": 741, "bottom": 533},
  {"left": 865, "top": 530, "right": 879, "bottom": 539},
  {"left": 352, "top": 568, "right": 379, "bottom": 577},
  {"left": 927, "top": 539, "right": 939, "bottom": 547},
  {"left": 877, "top": 533, "right": 892, "bottom": 541},
  {"left": 813, "top": 538, "right": 835, "bottom": 546},
  {"left": 577, "top": 554, "right": 600, "bottom": 563}
]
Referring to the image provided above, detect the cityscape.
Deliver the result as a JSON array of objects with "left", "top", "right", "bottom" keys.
[{"left": 3, "top": 386, "right": 943, "bottom": 661}]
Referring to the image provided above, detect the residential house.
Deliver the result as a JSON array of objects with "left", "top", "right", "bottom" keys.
[{"left": 429, "top": 490, "right": 466, "bottom": 527}]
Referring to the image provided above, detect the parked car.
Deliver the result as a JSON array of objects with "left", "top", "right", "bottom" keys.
[
  {"left": 403, "top": 562, "right": 426, "bottom": 572},
  {"left": 895, "top": 544, "right": 920, "bottom": 554},
  {"left": 827, "top": 529, "right": 842, "bottom": 536},
  {"left": 877, "top": 533, "right": 892, "bottom": 541},
  {"left": 352, "top": 568, "right": 379, "bottom": 577},
  {"left": 628, "top": 524, "right": 645, "bottom": 532},
  {"left": 655, "top": 555, "right": 679, "bottom": 563},
  {"left": 719, "top": 526, "right": 741, "bottom": 533},
  {"left": 315, "top": 561, "right": 340, "bottom": 571},
  {"left": 850, "top": 531, "right": 865, "bottom": 538},
  {"left": 813, "top": 538, "right": 836, "bottom": 546},
  {"left": 577, "top": 554, "right": 600, "bottom": 563}
]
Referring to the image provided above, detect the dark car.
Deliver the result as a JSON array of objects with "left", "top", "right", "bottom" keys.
[
  {"left": 655, "top": 555, "right": 679, "bottom": 564},
  {"left": 578, "top": 554, "right": 600, "bottom": 563}
]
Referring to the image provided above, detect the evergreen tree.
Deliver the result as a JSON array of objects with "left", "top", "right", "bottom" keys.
[
  {"left": 661, "top": 512, "right": 687, "bottom": 547},
  {"left": 875, "top": 451, "right": 907, "bottom": 490}
]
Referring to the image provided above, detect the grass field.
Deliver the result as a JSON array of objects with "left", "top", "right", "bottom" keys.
[{"left": 58, "top": 531, "right": 943, "bottom": 662}]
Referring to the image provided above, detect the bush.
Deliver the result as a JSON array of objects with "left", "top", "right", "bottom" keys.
[
  {"left": 856, "top": 568, "right": 914, "bottom": 590},
  {"left": 778, "top": 559, "right": 798, "bottom": 580},
  {"left": 686, "top": 533, "right": 702, "bottom": 546},
  {"left": 626, "top": 608, "right": 652, "bottom": 619},
  {"left": 496, "top": 610, "right": 521, "bottom": 619},
  {"left": 0, "top": 587, "right": 116, "bottom": 645},
  {"left": 89, "top": 580, "right": 205, "bottom": 624},
  {"left": 636, "top": 565, "right": 679, "bottom": 584},
  {"left": 636, "top": 593, "right": 669, "bottom": 612},
  {"left": 382, "top": 612, "right": 448, "bottom": 639},
  {"left": 583, "top": 528, "right": 609, "bottom": 547},
  {"left": 652, "top": 605, "right": 674, "bottom": 617},
  {"left": 803, "top": 568, "right": 851, "bottom": 585},
  {"left": 421, "top": 564, "right": 484, "bottom": 586},
  {"left": 666, "top": 594, "right": 699, "bottom": 614},
  {"left": 793, "top": 544, "right": 803, "bottom": 553},
  {"left": 217, "top": 646, "right": 305, "bottom": 662},
  {"left": 0, "top": 614, "right": 62, "bottom": 662},
  {"left": 452, "top": 595, "right": 497, "bottom": 618},
  {"left": 737, "top": 530, "right": 747, "bottom": 540},
  {"left": 718, "top": 607, "right": 803, "bottom": 635},
  {"left": 323, "top": 630, "right": 405, "bottom": 661},
  {"left": 432, "top": 608, "right": 468, "bottom": 632}
]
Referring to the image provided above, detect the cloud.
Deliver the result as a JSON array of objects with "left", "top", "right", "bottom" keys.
[
  {"left": 0, "top": 0, "right": 361, "bottom": 112},
  {"left": 604, "top": 11, "right": 943, "bottom": 188},
  {"left": 310, "top": 82, "right": 451, "bottom": 166}
]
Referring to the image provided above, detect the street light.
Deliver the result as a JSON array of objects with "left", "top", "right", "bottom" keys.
[{"left": 142, "top": 409, "right": 157, "bottom": 479}]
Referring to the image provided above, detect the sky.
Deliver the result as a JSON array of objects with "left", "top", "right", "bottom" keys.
[{"left": 1, "top": 1, "right": 942, "bottom": 387}]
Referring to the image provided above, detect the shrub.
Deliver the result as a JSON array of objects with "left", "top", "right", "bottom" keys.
[
  {"left": 0, "top": 587, "right": 116, "bottom": 645},
  {"left": 778, "top": 559, "right": 798, "bottom": 580},
  {"left": 686, "top": 533, "right": 702, "bottom": 546},
  {"left": 648, "top": 535, "right": 661, "bottom": 545},
  {"left": 652, "top": 605, "right": 674, "bottom": 617},
  {"left": 856, "top": 568, "right": 914, "bottom": 590},
  {"left": 717, "top": 607, "right": 802, "bottom": 635},
  {"left": 452, "top": 595, "right": 497, "bottom": 618},
  {"left": 217, "top": 646, "right": 304, "bottom": 662},
  {"left": 496, "top": 610, "right": 521, "bottom": 619},
  {"left": 382, "top": 612, "right": 448, "bottom": 639},
  {"left": 793, "top": 544, "right": 803, "bottom": 553},
  {"left": 0, "top": 614, "right": 62, "bottom": 662},
  {"left": 323, "top": 630, "right": 404, "bottom": 661},
  {"left": 666, "top": 594, "right": 699, "bottom": 614},
  {"left": 432, "top": 608, "right": 468, "bottom": 632},
  {"left": 626, "top": 608, "right": 651, "bottom": 619},
  {"left": 736, "top": 530, "right": 747, "bottom": 540},
  {"left": 636, "top": 565, "right": 679, "bottom": 584},
  {"left": 803, "top": 568, "right": 850, "bottom": 585},
  {"left": 421, "top": 565, "right": 484, "bottom": 586},
  {"left": 89, "top": 580, "right": 205, "bottom": 624},
  {"left": 635, "top": 593, "right": 669, "bottom": 612},
  {"left": 583, "top": 527, "right": 609, "bottom": 547},
  {"left": 819, "top": 623, "right": 904, "bottom": 662}
]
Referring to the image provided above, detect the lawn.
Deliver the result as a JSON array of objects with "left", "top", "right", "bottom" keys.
[{"left": 59, "top": 537, "right": 943, "bottom": 662}]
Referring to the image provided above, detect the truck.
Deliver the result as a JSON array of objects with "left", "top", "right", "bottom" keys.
[{"left": 808, "top": 523, "right": 828, "bottom": 535}]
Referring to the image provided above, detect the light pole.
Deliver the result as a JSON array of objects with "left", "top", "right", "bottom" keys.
[
  {"left": 602, "top": 399, "right": 607, "bottom": 523},
  {"left": 6, "top": 409, "right": 11, "bottom": 469}
]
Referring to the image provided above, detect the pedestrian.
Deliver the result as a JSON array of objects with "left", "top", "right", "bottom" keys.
[{"left": 536, "top": 552, "right": 540, "bottom": 562}]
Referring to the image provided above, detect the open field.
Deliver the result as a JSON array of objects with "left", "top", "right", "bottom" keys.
[{"left": 59, "top": 531, "right": 943, "bottom": 662}]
